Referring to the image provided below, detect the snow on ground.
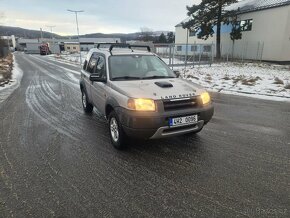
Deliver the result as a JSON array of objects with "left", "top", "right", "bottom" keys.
[
  {"left": 0, "top": 53, "right": 23, "bottom": 103},
  {"left": 48, "top": 52, "right": 87, "bottom": 65},
  {"left": 49, "top": 52, "right": 290, "bottom": 102},
  {"left": 176, "top": 62, "right": 290, "bottom": 102}
]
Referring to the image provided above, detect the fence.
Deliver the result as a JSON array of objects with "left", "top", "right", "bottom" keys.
[
  {"left": 154, "top": 43, "right": 215, "bottom": 69},
  {"left": 220, "top": 41, "right": 265, "bottom": 62}
]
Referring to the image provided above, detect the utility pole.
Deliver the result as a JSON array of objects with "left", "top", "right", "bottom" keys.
[
  {"left": 67, "top": 9, "right": 84, "bottom": 65},
  {"left": 46, "top": 25, "right": 56, "bottom": 54}
]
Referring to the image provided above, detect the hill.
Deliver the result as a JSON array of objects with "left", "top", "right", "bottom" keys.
[
  {"left": 0, "top": 26, "right": 172, "bottom": 42},
  {"left": 0, "top": 26, "right": 63, "bottom": 39}
]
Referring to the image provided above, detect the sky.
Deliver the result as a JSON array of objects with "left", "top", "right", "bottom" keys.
[{"left": 0, "top": 0, "right": 201, "bottom": 35}]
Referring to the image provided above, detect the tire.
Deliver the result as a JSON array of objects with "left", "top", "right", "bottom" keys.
[
  {"left": 81, "top": 89, "right": 93, "bottom": 114},
  {"left": 108, "top": 111, "right": 128, "bottom": 149}
]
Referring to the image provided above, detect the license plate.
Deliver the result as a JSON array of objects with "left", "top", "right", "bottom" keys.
[{"left": 169, "top": 115, "right": 198, "bottom": 127}]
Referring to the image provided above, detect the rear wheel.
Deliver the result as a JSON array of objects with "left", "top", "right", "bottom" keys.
[
  {"left": 81, "top": 90, "right": 93, "bottom": 114},
  {"left": 108, "top": 111, "right": 128, "bottom": 149}
]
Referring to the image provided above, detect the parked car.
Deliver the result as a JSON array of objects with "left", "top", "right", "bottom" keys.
[{"left": 80, "top": 43, "right": 214, "bottom": 149}]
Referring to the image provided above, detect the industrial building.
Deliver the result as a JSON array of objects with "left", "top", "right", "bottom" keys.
[
  {"left": 16, "top": 37, "right": 121, "bottom": 54},
  {"left": 175, "top": 0, "right": 290, "bottom": 62}
]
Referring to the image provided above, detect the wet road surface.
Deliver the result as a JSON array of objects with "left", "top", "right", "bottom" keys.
[{"left": 0, "top": 53, "right": 289, "bottom": 217}]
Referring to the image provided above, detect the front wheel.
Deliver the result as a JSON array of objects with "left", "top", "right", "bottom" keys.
[
  {"left": 108, "top": 111, "right": 128, "bottom": 149},
  {"left": 81, "top": 90, "right": 93, "bottom": 114}
]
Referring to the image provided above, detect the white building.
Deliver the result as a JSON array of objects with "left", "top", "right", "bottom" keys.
[
  {"left": 1, "top": 35, "right": 16, "bottom": 51},
  {"left": 17, "top": 37, "right": 121, "bottom": 53},
  {"left": 175, "top": 0, "right": 290, "bottom": 62}
]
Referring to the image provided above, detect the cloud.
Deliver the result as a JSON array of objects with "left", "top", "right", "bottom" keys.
[{"left": 0, "top": 0, "right": 200, "bottom": 35}]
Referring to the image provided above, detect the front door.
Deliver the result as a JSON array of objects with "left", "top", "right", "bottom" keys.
[
  {"left": 83, "top": 53, "right": 99, "bottom": 101},
  {"left": 91, "top": 55, "right": 107, "bottom": 115}
]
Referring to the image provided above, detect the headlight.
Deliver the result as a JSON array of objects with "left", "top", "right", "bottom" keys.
[
  {"left": 127, "top": 99, "right": 156, "bottom": 111},
  {"left": 200, "top": 92, "right": 211, "bottom": 105}
]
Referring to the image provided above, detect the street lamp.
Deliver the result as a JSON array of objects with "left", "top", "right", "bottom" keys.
[
  {"left": 46, "top": 25, "right": 56, "bottom": 54},
  {"left": 67, "top": 9, "right": 84, "bottom": 65}
]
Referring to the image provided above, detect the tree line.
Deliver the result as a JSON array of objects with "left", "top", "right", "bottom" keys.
[{"left": 138, "top": 28, "right": 175, "bottom": 43}]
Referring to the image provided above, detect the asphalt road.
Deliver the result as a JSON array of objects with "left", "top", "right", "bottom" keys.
[{"left": 0, "top": 53, "right": 289, "bottom": 218}]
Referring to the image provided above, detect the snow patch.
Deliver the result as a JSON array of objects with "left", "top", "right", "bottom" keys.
[{"left": 177, "top": 62, "right": 290, "bottom": 102}]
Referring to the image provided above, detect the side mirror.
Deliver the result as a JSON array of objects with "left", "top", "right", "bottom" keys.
[
  {"left": 173, "top": 70, "right": 181, "bottom": 78},
  {"left": 89, "top": 74, "right": 106, "bottom": 83}
]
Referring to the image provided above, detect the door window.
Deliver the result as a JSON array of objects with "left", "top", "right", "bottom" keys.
[
  {"left": 87, "top": 54, "right": 99, "bottom": 74},
  {"left": 95, "top": 56, "right": 106, "bottom": 78}
]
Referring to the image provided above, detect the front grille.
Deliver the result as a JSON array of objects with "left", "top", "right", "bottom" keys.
[{"left": 163, "top": 98, "right": 198, "bottom": 111}]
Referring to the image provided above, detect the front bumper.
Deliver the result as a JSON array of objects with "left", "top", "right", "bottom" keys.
[{"left": 115, "top": 104, "right": 214, "bottom": 139}]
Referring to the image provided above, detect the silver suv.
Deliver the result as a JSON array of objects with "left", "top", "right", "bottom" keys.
[{"left": 80, "top": 44, "right": 214, "bottom": 149}]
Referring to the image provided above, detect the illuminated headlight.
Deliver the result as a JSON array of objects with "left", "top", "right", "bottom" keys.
[
  {"left": 127, "top": 99, "right": 156, "bottom": 111},
  {"left": 200, "top": 92, "right": 211, "bottom": 105}
]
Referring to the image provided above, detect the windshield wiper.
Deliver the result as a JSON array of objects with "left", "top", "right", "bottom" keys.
[
  {"left": 112, "top": 76, "right": 142, "bottom": 81},
  {"left": 142, "top": 76, "right": 176, "bottom": 80}
]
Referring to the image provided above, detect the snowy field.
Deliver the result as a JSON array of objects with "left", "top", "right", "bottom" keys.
[
  {"left": 47, "top": 52, "right": 290, "bottom": 102},
  {"left": 49, "top": 52, "right": 87, "bottom": 65},
  {"left": 177, "top": 63, "right": 290, "bottom": 101}
]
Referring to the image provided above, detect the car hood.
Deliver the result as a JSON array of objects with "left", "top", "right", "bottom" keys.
[{"left": 110, "top": 78, "right": 205, "bottom": 100}]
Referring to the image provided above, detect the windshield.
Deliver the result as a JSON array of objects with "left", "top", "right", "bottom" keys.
[{"left": 109, "top": 55, "right": 176, "bottom": 80}]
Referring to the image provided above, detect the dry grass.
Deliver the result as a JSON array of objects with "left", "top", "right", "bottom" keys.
[
  {"left": 205, "top": 76, "right": 212, "bottom": 81},
  {"left": 284, "top": 84, "right": 290, "bottom": 90},
  {"left": 273, "top": 77, "right": 284, "bottom": 85},
  {"left": 0, "top": 53, "right": 13, "bottom": 85},
  {"left": 223, "top": 75, "right": 231, "bottom": 80},
  {"left": 232, "top": 75, "right": 245, "bottom": 84},
  {"left": 241, "top": 79, "right": 255, "bottom": 86},
  {"left": 186, "top": 75, "right": 199, "bottom": 80},
  {"left": 231, "top": 76, "right": 262, "bottom": 86}
]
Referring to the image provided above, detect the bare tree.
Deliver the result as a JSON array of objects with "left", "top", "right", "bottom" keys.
[{"left": 140, "top": 27, "right": 154, "bottom": 42}]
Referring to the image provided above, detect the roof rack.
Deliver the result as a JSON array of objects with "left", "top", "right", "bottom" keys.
[
  {"left": 96, "top": 43, "right": 117, "bottom": 49},
  {"left": 108, "top": 44, "right": 131, "bottom": 53},
  {"left": 96, "top": 43, "right": 152, "bottom": 54},
  {"left": 129, "top": 45, "right": 151, "bottom": 52}
]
